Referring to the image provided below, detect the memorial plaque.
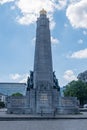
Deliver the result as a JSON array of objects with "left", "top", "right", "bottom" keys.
[{"left": 40, "top": 93, "right": 48, "bottom": 103}]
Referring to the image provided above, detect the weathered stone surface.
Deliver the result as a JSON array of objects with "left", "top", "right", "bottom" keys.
[
  {"left": 58, "top": 97, "right": 79, "bottom": 114},
  {"left": 25, "top": 10, "right": 60, "bottom": 114},
  {"left": 33, "top": 12, "right": 53, "bottom": 89},
  {"left": 7, "top": 96, "right": 26, "bottom": 114}
]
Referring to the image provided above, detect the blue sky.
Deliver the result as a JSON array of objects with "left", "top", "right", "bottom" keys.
[{"left": 0, "top": 0, "right": 87, "bottom": 87}]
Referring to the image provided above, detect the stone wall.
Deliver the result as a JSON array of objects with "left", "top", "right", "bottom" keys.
[
  {"left": 57, "top": 97, "right": 79, "bottom": 114},
  {"left": 6, "top": 96, "right": 26, "bottom": 114}
]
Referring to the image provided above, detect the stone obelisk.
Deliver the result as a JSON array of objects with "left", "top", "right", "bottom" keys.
[
  {"left": 6, "top": 9, "right": 79, "bottom": 115},
  {"left": 26, "top": 9, "right": 60, "bottom": 114},
  {"left": 34, "top": 9, "right": 53, "bottom": 89}
]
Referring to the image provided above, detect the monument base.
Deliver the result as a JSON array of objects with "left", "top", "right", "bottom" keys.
[{"left": 6, "top": 94, "right": 79, "bottom": 115}]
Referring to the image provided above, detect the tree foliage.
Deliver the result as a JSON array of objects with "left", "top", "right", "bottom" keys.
[
  {"left": 63, "top": 80, "right": 87, "bottom": 106},
  {"left": 12, "top": 92, "right": 23, "bottom": 97},
  {"left": 0, "top": 101, "right": 5, "bottom": 108}
]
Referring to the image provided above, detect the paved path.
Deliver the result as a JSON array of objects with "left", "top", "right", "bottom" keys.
[
  {"left": 0, "top": 109, "right": 87, "bottom": 130},
  {"left": 0, "top": 120, "right": 87, "bottom": 130}
]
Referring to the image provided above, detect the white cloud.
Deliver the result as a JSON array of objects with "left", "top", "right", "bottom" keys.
[
  {"left": 9, "top": 73, "right": 29, "bottom": 83},
  {"left": 70, "top": 48, "right": 87, "bottom": 59},
  {"left": 19, "top": 75, "right": 28, "bottom": 83},
  {"left": 0, "top": 0, "right": 14, "bottom": 4},
  {"left": 55, "top": 0, "right": 67, "bottom": 10},
  {"left": 15, "top": 0, "right": 54, "bottom": 26},
  {"left": 15, "top": 0, "right": 67, "bottom": 27},
  {"left": 63, "top": 70, "right": 77, "bottom": 82},
  {"left": 17, "top": 14, "right": 37, "bottom": 25},
  {"left": 10, "top": 73, "right": 21, "bottom": 80},
  {"left": 78, "top": 39, "right": 83, "bottom": 44},
  {"left": 51, "top": 36, "right": 59, "bottom": 44},
  {"left": 69, "top": 0, "right": 81, "bottom": 3},
  {"left": 19, "top": 74, "right": 29, "bottom": 83},
  {"left": 66, "top": 0, "right": 87, "bottom": 28},
  {"left": 0, "top": 0, "right": 68, "bottom": 28},
  {"left": 50, "top": 20, "right": 56, "bottom": 30}
]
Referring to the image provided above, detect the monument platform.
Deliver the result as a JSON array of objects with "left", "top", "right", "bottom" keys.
[{"left": 0, "top": 109, "right": 87, "bottom": 121}]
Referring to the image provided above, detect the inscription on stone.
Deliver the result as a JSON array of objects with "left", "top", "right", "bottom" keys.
[{"left": 40, "top": 93, "right": 48, "bottom": 103}]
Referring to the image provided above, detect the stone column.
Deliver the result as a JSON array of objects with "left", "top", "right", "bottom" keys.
[{"left": 34, "top": 9, "right": 53, "bottom": 89}]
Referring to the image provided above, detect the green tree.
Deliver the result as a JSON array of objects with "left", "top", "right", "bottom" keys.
[
  {"left": 63, "top": 80, "right": 87, "bottom": 106},
  {"left": 11, "top": 92, "right": 23, "bottom": 97},
  {"left": 0, "top": 101, "right": 5, "bottom": 108}
]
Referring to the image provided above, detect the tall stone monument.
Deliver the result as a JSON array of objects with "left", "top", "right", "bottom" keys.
[
  {"left": 34, "top": 9, "right": 53, "bottom": 89},
  {"left": 26, "top": 9, "right": 60, "bottom": 114},
  {"left": 7, "top": 9, "right": 79, "bottom": 115}
]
